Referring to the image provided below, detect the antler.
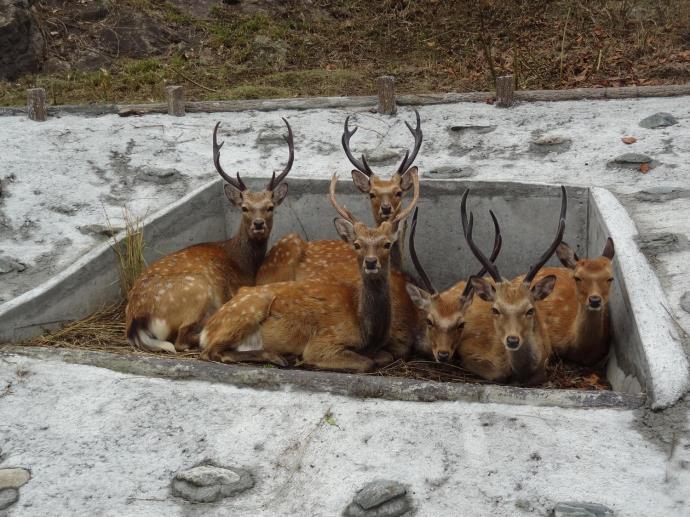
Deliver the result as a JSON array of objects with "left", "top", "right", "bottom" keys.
[
  {"left": 342, "top": 116, "right": 374, "bottom": 176},
  {"left": 523, "top": 186, "right": 567, "bottom": 285},
  {"left": 267, "top": 117, "right": 295, "bottom": 191},
  {"left": 396, "top": 109, "right": 423, "bottom": 174},
  {"left": 391, "top": 168, "right": 420, "bottom": 224},
  {"left": 328, "top": 174, "right": 357, "bottom": 223},
  {"left": 461, "top": 189, "right": 502, "bottom": 283},
  {"left": 213, "top": 122, "right": 246, "bottom": 191},
  {"left": 461, "top": 210, "right": 503, "bottom": 297},
  {"left": 408, "top": 207, "right": 436, "bottom": 295}
]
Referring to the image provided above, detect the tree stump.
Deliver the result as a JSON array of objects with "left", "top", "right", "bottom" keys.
[
  {"left": 496, "top": 75, "right": 515, "bottom": 107},
  {"left": 377, "top": 76, "right": 396, "bottom": 115},
  {"left": 165, "top": 85, "right": 185, "bottom": 117},
  {"left": 27, "top": 88, "right": 47, "bottom": 121}
]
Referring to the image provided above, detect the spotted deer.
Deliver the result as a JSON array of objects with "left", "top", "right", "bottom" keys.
[
  {"left": 125, "top": 119, "right": 294, "bottom": 353},
  {"left": 459, "top": 187, "right": 567, "bottom": 384},
  {"left": 199, "top": 170, "right": 421, "bottom": 372},
  {"left": 530, "top": 238, "right": 615, "bottom": 365},
  {"left": 255, "top": 111, "right": 423, "bottom": 284},
  {"left": 405, "top": 204, "right": 502, "bottom": 362}
]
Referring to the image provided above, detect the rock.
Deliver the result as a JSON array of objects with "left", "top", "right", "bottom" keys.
[
  {"left": 364, "top": 149, "right": 400, "bottom": 164},
  {"left": 0, "top": 468, "right": 31, "bottom": 490},
  {"left": 553, "top": 501, "right": 614, "bottom": 516},
  {"left": 0, "top": 256, "right": 27, "bottom": 274},
  {"left": 639, "top": 112, "right": 677, "bottom": 129},
  {"left": 77, "top": 224, "right": 122, "bottom": 238},
  {"left": 634, "top": 188, "right": 690, "bottom": 203},
  {"left": 344, "top": 480, "right": 411, "bottom": 517},
  {"left": 256, "top": 128, "right": 287, "bottom": 145},
  {"left": 49, "top": 203, "right": 80, "bottom": 216},
  {"left": 250, "top": 35, "right": 287, "bottom": 69},
  {"left": 607, "top": 153, "right": 655, "bottom": 170},
  {"left": 448, "top": 125, "right": 497, "bottom": 134},
  {"left": 0, "top": 489, "right": 17, "bottom": 511},
  {"left": 42, "top": 57, "right": 71, "bottom": 74},
  {"left": 0, "top": 0, "right": 45, "bottom": 80},
  {"left": 73, "top": 50, "right": 111, "bottom": 71},
  {"left": 636, "top": 232, "right": 688, "bottom": 256},
  {"left": 171, "top": 464, "right": 253, "bottom": 503},
  {"left": 427, "top": 165, "right": 474, "bottom": 178},
  {"left": 530, "top": 133, "right": 572, "bottom": 154},
  {"left": 680, "top": 292, "right": 690, "bottom": 314},
  {"left": 75, "top": 0, "right": 109, "bottom": 21},
  {"left": 98, "top": 12, "right": 177, "bottom": 58},
  {"left": 138, "top": 167, "right": 180, "bottom": 185}
]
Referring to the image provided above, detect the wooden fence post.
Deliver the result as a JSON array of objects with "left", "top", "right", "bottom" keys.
[
  {"left": 495, "top": 75, "right": 515, "bottom": 107},
  {"left": 165, "top": 85, "right": 185, "bottom": 117},
  {"left": 27, "top": 88, "right": 47, "bottom": 121},
  {"left": 377, "top": 76, "right": 396, "bottom": 115}
]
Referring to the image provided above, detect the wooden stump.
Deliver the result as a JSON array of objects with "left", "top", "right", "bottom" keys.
[
  {"left": 165, "top": 85, "right": 185, "bottom": 117},
  {"left": 377, "top": 76, "right": 396, "bottom": 115},
  {"left": 27, "top": 88, "right": 47, "bottom": 121},
  {"left": 496, "top": 75, "right": 515, "bottom": 107}
]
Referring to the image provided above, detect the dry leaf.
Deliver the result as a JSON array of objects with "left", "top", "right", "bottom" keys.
[
  {"left": 640, "top": 163, "right": 650, "bottom": 173},
  {"left": 622, "top": 136, "right": 636, "bottom": 144},
  {"left": 485, "top": 96, "right": 495, "bottom": 105}
]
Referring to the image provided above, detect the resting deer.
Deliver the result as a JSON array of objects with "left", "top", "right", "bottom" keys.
[
  {"left": 532, "top": 238, "right": 615, "bottom": 365},
  {"left": 199, "top": 171, "right": 421, "bottom": 372},
  {"left": 255, "top": 111, "right": 423, "bottom": 284},
  {"left": 459, "top": 187, "right": 567, "bottom": 384},
  {"left": 125, "top": 119, "right": 294, "bottom": 353},
  {"left": 405, "top": 205, "right": 502, "bottom": 363}
]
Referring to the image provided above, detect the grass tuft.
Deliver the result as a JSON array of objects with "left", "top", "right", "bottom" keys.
[{"left": 106, "top": 208, "right": 146, "bottom": 298}]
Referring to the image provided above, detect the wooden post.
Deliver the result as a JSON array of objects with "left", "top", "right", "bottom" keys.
[
  {"left": 495, "top": 75, "right": 515, "bottom": 107},
  {"left": 377, "top": 75, "right": 396, "bottom": 115},
  {"left": 27, "top": 88, "right": 47, "bottom": 121},
  {"left": 165, "top": 85, "right": 185, "bottom": 117}
]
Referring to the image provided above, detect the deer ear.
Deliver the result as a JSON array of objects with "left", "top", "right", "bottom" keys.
[
  {"left": 400, "top": 166, "right": 417, "bottom": 191},
  {"left": 224, "top": 184, "right": 243, "bottom": 207},
  {"left": 350, "top": 170, "right": 371, "bottom": 193},
  {"left": 531, "top": 274, "right": 556, "bottom": 301},
  {"left": 470, "top": 276, "right": 495, "bottom": 302},
  {"left": 272, "top": 183, "right": 288, "bottom": 206},
  {"left": 406, "top": 283, "right": 431, "bottom": 310},
  {"left": 334, "top": 218, "right": 356, "bottom": 243},
  {"left": 459, "top": 291, "right": 474, "bottom": 312},
  {"left": 602, "top": 237, "right": 615, "bottom": 259},
  {"left": 556, "top": 242, "right": 578, "bottom": 269}
]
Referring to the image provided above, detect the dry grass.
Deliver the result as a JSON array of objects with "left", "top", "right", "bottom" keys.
[{"left": 106, "top": 208, "right": 146, "bottom": 297}]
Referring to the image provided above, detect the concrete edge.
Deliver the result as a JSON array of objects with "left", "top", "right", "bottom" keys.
[
  {"left": 591, "top": 187, "right": 689, "bottom": 409},
  {"left": 0, "top": 345, "right": 646, "bottom": 409},
  {"left": 1, "top": 85, "right": 689, "bottom": 117}
]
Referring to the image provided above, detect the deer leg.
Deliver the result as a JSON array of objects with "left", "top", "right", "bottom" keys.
[
  {"left": 302, "top": 334, "right": 375, "bottom": 373},
  {"left": 370, "top": 349, "right": 394, "bottom": 367},
  {"left": 215, "top": 349, "right": 288, "bottom": 367},
  {"left": 175, "top": 323, "right": 200, "bottom": 352}
]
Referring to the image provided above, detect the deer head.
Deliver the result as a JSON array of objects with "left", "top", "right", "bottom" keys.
[
  {"left": 213, "top": 119, "right": 294, "bottom": 241},
  {"left": 465, "top": 187, "right": 567, "bottom": 354},
  {"left": 557, "top": 238, "right": 615, "bottom": 311},
  {"left": 406, "top": 206, "right": 502, "bottom": 362},
  {"left": 329, "top": 168, "right": 420, "bottom": 276},
  {"left": 342, "top": 110, "right": 422, "bottom": 224}
]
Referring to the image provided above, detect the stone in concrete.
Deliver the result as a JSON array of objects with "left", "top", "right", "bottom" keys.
[
  {"left": 553, "top": 501, "right": 614, "bottom": 516},
  {"left": 639, "top": 112, "right": 677, "bottom": 129},
  {"left": 344, "top": 480, "right": 411, "bottom": 516},
  {"left": 78, "top": 224, "right": 122, "bottom": 238},
  {"left": 171, "top": 464, "right": 253, "bottom": 503},
  {"left": 680, "top": 292, "right": 690, "bottom": 314},
  {"left": 426, "top": 165, "right": 475, "bottom": 178},
  {"left": 0, "top": 468, "right": 31, "bottom": 489},
  {"left": 608, "top": 153, "right": 654, "bottom": 169},
  {"left": 364, "top": 149, "right": 399, "bottom": 164},
  {"left": 137, "top": 167, "right": 180, "bottom": 185},
  {"left": 448, "top": 125, "right": 497, "bottom": 134},
  {"left": 0, "top": 256, "right": 26, "bottom": 274},
  {"left": 636, "top": 232, "right": 687, "bottom": 256},
  {"left": 0, "top": 489, "right": 17, "bottom": 510},
  {"left": 530, "top": 133, "right": 573, "bottom": 154}
]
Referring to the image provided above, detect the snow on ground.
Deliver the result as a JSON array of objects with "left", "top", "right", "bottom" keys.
[{"left": 0, "top": 354, "right": 688, "bottom": 517}]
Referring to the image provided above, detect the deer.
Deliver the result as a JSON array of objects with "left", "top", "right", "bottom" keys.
[
  {"left": 125, "top": 119, "right": 294, "bottom": 353},
  {"left": 404, "top": 204, "right": 503, "bottom": 363},
  {"left": 528, "top": 238, "right": 615, "bottom": 366},
  {"left": 255, "top": 110, "right": 423, "bottom": 284},
  {"left": 198, "top": 170, "right": 422, "bottom": 372},
  {"left": 457, "top": 187, "right": 567, "bottom": 384}
]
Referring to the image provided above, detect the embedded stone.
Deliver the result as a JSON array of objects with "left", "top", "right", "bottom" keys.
[
  {"left": 530, "top": 133, "right": 572, "bottom": 154},
  {"left": 639, "top": 112, "right": 677, "bottom": 129},
  {"left": 0, "top": 256, "right": 26, "bottom": 274},
  {"left": 0, "top": 489, "right": 17, "bottom": 511},
  {"left": 344, "top": 480, "right": 411, "bottom": 517},
  {"left": 364, "top": 149, "right": 399, "bottom": 164},
  {"left": 138, "top": 167, "right": 180, "bottom": 185},
  {"left": 0, "top": 468, "right": 31, "bottom": 489},
  {"left": 78, "top": 224, "right": 122, "bottom": 238},
  {"left": 612, "top": 153, "right": 652, "bottom": 164},
  {"left": 427, "top": 165, "right": 475, "bottom": 178},
  {"left": 449, "top": 125, "right": 497, "bottom": 134},
  {"left": 553, "top": 501, "right": 614, "bottom": 516},
  {"left": 171, "top": 464, "right": 253, "bottom": 503},
  {"left": 680, "top": 292, "right": 690, "bottom": 314}
]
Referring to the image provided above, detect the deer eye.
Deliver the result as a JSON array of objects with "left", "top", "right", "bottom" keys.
[
  {"left": 574, "top": 277, "right": 582, "bottom": 282},
  {"left": 241, "top": 206, "right": 249, "bottom": 213},
  {"left": 457, "top": 321, "right": 465, "bottom": 330},
  {"left": 426, "top": 318, "right": 433, "bottom": 327},
  {"left": 607, "top": 278, "right": 614, "bottom": 283},
  {"left": 267, "top": 206, "right": 274, "bottom": 212},
  {"left": 369, "top": 193, "right": 376, "bottom": 199},
  {"left": 491, "top": 307, "right": 500, "bottom": 316},
  {"left": 353, "top": 242, "right": 361, "bottom": 250},
  {"left": 526, "top": 308, "right": 535, "bottom": 316},
  {"left": 383, "top": 242, "right": 391, "bottom": 249},
  {"left": 395, "top": 191, "right": 403, "bottom": 197}
]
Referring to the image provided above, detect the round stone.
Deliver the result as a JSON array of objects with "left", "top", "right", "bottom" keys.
[
  {"left": 176, "top": 465, "right": 241, "bottom": 487},
  {"left": 171, "top": 464, "right": 253, "bottom": 503},
  {"left": 639, "top": 112, "right": 678, "bottom": 129},
  {"left": 344, "top": 479, "right": 411, "bottom": 517},
  {"left": 680, "top": 292, "right": 690, "bottom": 314},
  {"left": 0, "top": 468, "right": 31, "bottom": 490},
  {"left": 0, "top": 489, "right": 18, "bottom": 511}
]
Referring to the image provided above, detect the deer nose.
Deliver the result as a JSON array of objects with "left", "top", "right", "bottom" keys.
[
  {"left": 253, "top": 219, "right": 265, "bottom": 230},
  {"left": 588, "top": 295, "right": 602, "bottom": 308},
  {"left": 380, "top": 204, "right": 392, "bottom": 215},
  {"left": 364, "top": 258, "right": 378, "bottom": 270},
  {"left": 506, "top": 336, "right": 521, "bottom": 350},
  {"left": 437, "top": 351, "right": 450, "bottom": 363}
]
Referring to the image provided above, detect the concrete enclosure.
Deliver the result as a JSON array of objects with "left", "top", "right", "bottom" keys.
[{"left": 0, "top": 177, "right": 687, "bottom": 408}]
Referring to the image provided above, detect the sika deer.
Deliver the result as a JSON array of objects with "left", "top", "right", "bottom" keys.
[
  {"left": 125, "top": 119, "right": 294, "bottom": 353},
  {"left": 459, "top": 188, "right": 567, "bottom": 384},
  {"left": 532, "top": 238, "right": 615, "bottom": 365},
  {"left": 405, "top": 205, "right": 502, "bottom": 362},
  {"left": 199, "top": 171, "right": 421, "bottom": 372}
]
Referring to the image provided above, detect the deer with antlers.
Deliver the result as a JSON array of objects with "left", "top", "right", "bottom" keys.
[
  {"left": 255, "top": 111, "right": 423, "bottom": 284},
  {"left": 458, "top": 187, "right": 567, "bottom": 384},
  {"left": 125, "top": 119, "right": 294, "bottom": 353},
  {"left": 405, "top": 205, "right": 502, "bottom": 363},
  {"left": 199, "top": 171, "right": 421, "bottom": 372}
]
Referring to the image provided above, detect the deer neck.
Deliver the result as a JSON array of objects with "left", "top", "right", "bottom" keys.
[
  {"left": 574, "top": 302, "right": 609, "bottom": 352},
  {"left": 224, "top": 221, "right": 268, "bottom": 281},
  {"left": 507, "top": 315, "right": 548, "bottom": 382},
  {"left": 390, "top": 219, "right": 405, "bottom": 270},
  {"left": 358, "top": 267, "right": 392, "bottom": 352}
]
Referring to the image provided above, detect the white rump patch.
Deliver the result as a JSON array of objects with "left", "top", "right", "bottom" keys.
[
  {"left": 236, "top": 331, "right": 264, "bottom": 352},
  {"left": 150, "top": 318, "right": 171, "bottom": 340}
]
